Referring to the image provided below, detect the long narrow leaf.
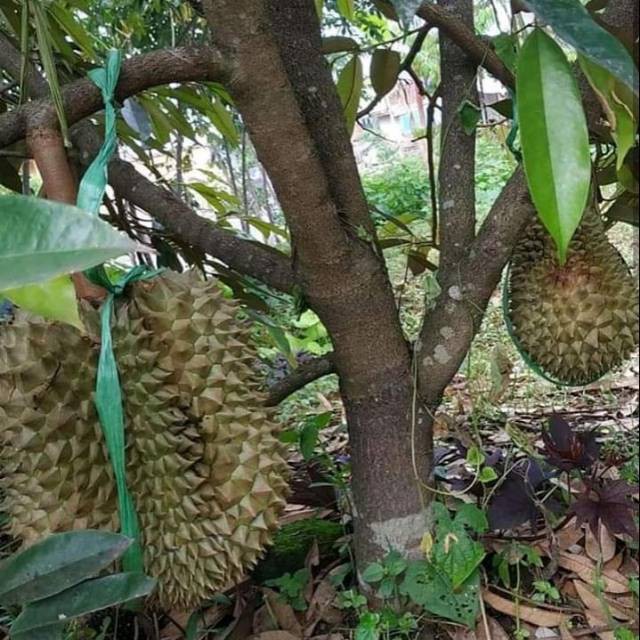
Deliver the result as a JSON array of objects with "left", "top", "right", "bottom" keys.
[
  {"left": 517, "top": 29, "right": 591, "bottom": 263},
  {"left": 336, "top": 55, "right": 363, "bottom": 136},
  {"left": 10, "top": 573, "right": 156, "bottom": 634},
  {"left": 0, "top": 531, "right": 132, "bottom": 606}
]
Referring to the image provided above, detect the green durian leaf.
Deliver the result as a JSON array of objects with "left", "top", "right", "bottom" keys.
[
  {"left": 322, "top": 36, "right": 359, "bottom": 54},
  {"left": 4, "top": 274, "right": 82, "bottom": 328},
  {"left": 0, "top": 194, "right": 136, "bottom": 290},
  {"left": 0, "top": 531, "right": 132, "bottom": 606},
  {"left": 337, "top": 55, "right": 363, "bottom": 136},
  {"left": 523, "top": 0, "right": 638, "bottom": 95},
  {"left": 11, "top": 573, "right": 156, "bottom": 634},
  {"left": 12, "top": 624, "right": 65, "bottom": 640},
  {"left": 370, "top": 48, "right": 401, "bottom": 98},
  {"left": 516, "top": 29, "right": 591, "bottom": 264}
]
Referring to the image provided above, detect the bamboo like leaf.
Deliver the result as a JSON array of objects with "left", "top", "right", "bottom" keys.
[
  {"left": 10, "top": 573, "right": 156, "bottom": 634},
  {"left": 336, "top": 56, "right": 363, "bottom": 136},
  {"left": 4, "top": 275, "right": 81, "bottom": 328},
  {"left": 0, "top": 194, "right": 137, "bottom": 290},
  {"left": 0, "top": 531, "right": 132, "bottom": 606},
  {"left": 31, "top": 0, "right": 70, "bottom": 144},
  {"left": 370, "top": 49, "right": 401, "bottom": 98},
  {"left": 336, "top": 0, "right": 355, "bottom": 21},
  {"left": 524, "top": 0, "right": 638, "bottom": 95},
  {"left": 516, "top": 29, "right": 591, "bottom": 264}
]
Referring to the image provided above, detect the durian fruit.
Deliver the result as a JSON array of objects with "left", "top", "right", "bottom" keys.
[
  {"left": 506, "top": 211, "right": 639, "bottom": 385},
  {"left": 0, "top": 271, "right": 289, "bottom": 610}
]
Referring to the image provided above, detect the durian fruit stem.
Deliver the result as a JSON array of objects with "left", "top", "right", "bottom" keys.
[{"left": 27, "top": 126, "right": 107, "bottom": 303}]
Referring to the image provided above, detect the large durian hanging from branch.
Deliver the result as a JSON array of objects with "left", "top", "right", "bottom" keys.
[
  {"left": 505, "top": 210, "right": 639, "bottom": 386},
  {"left": 0, "top": 271, "right": 289, "bottom": 610}
]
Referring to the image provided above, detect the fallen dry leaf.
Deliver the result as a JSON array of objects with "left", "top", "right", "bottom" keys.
[
  {"left": 585, "top": 523, "right": 616, "bottom": 563},
  {"left": 619, "top": 554, "right": 639, "bottom": 578},
  {"left": 573, "top": 580, "right": 633, "bottom": 621},
  {"left": 557, "top": 552, "right": 630, "bottom": 594},
  {"left": 253, "top": 632, "right": 303, "bottom": 640},
  {"left": 254, "top": 604, "right": 279, "bottom": 635},
  {"left": 584, "top": 609, "right": 615, "bottom": 640},
  {"left": 483, "top": 589, "right": 566, "bottom": 628},
  {"left": 603, "top": 553, "right": 623, "bottom": 572},
  {"left": 447, "top": 617, "right": 510, "bottom": 640},
  {"left": 263, "top": 589, "right": 304, "bottom": 638},
  {"left": 305, "top": 577, "right": 342, "bottom": 631}
]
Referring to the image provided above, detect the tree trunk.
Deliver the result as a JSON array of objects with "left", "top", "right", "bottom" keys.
[{"left": 345, "top": 380, "right": 432, "bottom": 570}]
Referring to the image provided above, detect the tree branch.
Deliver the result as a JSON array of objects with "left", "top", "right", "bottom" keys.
[
  {"left": 265, "top": 354, "right": 336, "bottom": 406},
  {"left": 357, "top": 27, "right": 431, "bottom": 119},
  {"left": 417, "top": 167, "right": 534, "bottom": 406},
  {"left": 72, "top": 122, "right": 296, "bottom": 293},
  {"left": 203, "top": 0, "right": 411, "bottom": 399},
  {"left": 436, "top": 0, "right": 478, "bottom": 273},
  {"left": 417, "top": 1, "right": 514, "bottom": 89},
  {"left": 0, "top": 46, "right": 228, "bottom": 149}
]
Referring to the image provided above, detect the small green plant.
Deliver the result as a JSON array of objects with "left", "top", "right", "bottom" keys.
[
  {"left": 265, "top": 568, "right": 310, "bottom": 611},
  {"left": 531, "top": 580, "right": 561, "bottom": 603},
  {"left": 361, "top": 549, "right": 408, "bottom": 600},
  {"left": 336, "top": 588, "right": 367, "bottom": 611},
  {"left": 492, "top": 541, "right": 543, "bottom": 589}
]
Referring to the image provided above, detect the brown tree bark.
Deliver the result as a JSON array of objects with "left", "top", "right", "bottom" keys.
[{"left": 203, "top": 0, "right": 432, "bottom": 569}]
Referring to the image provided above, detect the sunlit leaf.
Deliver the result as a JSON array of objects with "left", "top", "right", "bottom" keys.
[
  {"left": 0, "top": 194, "right": 136, "bottom": 290},
  {"left": 579, "top": 55, "right": 637, "bottom": 170},
  {"left": 517, "top": 29, "right": 591, "bottom": 263},
  {"left": 4, "top": 275, "right": 81, "bottom": 328},
  {"left": 336, "top": 0, "right": 355, "bottom": 21}
]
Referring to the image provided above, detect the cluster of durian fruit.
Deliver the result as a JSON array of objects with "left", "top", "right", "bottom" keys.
[
  {"left": 506, "top": 210, "right": 639, "bottom": 385},
  {"left": 0, "top": 271, "right": 289, "bottom": 610}
]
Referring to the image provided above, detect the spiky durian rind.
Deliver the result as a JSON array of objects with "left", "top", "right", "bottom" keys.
[
  {"left": 507, "top": 212, "right": 639, "bottom": 385},
  {"left": 0, "top": 271, "right": 289, "bottom": 610}
]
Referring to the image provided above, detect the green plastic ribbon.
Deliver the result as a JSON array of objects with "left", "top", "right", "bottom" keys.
[
  {"left": 77, "top": 50, "right": 122, "bottom": 214},
  {"left": 76, "top": 50, "right": 151, "bottom": 572},
  {"left": 91, "top": 267, "right": 161, "bottom": 573}
]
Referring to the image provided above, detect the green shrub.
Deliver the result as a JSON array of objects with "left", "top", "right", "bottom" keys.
[{"left": 362, "top": 154, "right": 431, "bottom": 223}]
